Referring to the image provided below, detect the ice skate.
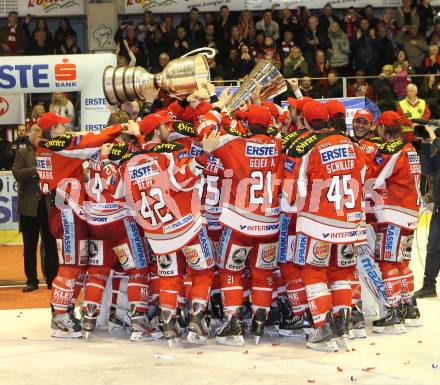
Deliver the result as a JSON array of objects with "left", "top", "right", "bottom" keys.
[
  {"left": 130, "top": 310, "right": 158, "bottom": 341},
  {"left": 349, "top": 302, "right": 367, "bottom": 339},
  {"left": 306, "top": 313, "right": 338, "bottom": 352},
  {"left": 251, "top": 308, "right": 267, "bottom": 345},
  {"left": 161, "top": 309, "right": 181, "bottom": 348},
  {"left": 51, "top": 311, "right": 82, "bottom": 338},
  {"left": 278, "top": 310, "right": 314, "bottom": 337},
  {"left": 334, "top": 308, "right": 350, "bottom": 349},
  {"left": 187, "top": 302, "right": 210, "bottom": 345},
  {"left": 108, "top": 305, "right": 129, "bottom": 335},
  {"left": 215, "top": 313, "right": 245, "bottom": 346},
  {"left": 82, "top": 303, "right": 99, "bottom": 340},
  {"left": 402, "top": 298, "right": 422, "bottom": 327},
  {"left": 210, "top": 293, "right": 224, "bottom": 323},
  {"left": 67, "top": 305, "right": 81, "bottom": 327},
  {"left": 372, "top": 307, "right": 406, "bottom": 334}
]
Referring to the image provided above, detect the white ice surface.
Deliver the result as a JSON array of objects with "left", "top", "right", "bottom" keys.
[{"left": 1, "top": 227, "right": 439, "bottom": 385}]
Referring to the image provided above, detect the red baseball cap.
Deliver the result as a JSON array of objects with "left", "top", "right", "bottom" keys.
[
  {"left": 287, "top": 97, "right": 299, "bottom": 109},
  {"left": 38, "top": 112, "right": 70, "bottom": 130},
  {"left": 247, "top": 104, "right": 271, "bottom": 127},
  {"left": 378, "top": 111, "right": 402, "bottom": 127},
  {"left": 303, "top": 101, "right": 329, "bottom": 125},
  {"left": 296, "top": 96, "right": 314, "bottom": 113},
  {"left": 353, "top": 109, "right": 373, "bottom": 123},
  {"left": 262, "top": 101, "right": 281, "bottom": 118},
  {"left": 325, "top": 100, "right": 346, "bottom": 119},
  {"left": 140, "top": 113, "right": 172, "bottom": 135}
]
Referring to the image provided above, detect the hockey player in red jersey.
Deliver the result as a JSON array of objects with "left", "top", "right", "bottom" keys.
[
  {"left": 368, "top": 111, "right": 422, "bottom": 334},
  {"left": 36, "top": 112, "right": 138, "bottom": 338},
  {"left": 114, "top": 113, "right": 220, "bottom": 346},
  {"left": 284, "top": 101, "right": 366, "bottom": 352},
  {"left": 207, "top": 104, "right": 283, "bottom": 346}
]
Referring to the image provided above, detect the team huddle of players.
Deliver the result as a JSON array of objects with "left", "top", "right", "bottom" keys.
[{"left": 34, "top": 82, "right": 422, "bottom": 352}]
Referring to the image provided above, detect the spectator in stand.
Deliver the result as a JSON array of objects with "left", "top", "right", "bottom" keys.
[
  {"left": 389, "top": 63, "right": 411, "bottom": 99},
  {"left": 204, "top": 13, "right": 214, "bottom": 26},
  {"left": 421, "top": 44, "right": 440, "bottom": 74},
  {"left": 282, "top": 46, "right": 308, "bottom": 79},
  {"left": 238, "top": 10, "right": 256, "bottom": 44},
  {"left": 0, "top": 11, "right": 27, "bottom": 56},
  {"left": 420, "top": 75, "right": 440, "bottom": 117},
  {"left": 417, "top": 0, "right": 434, "bottom": 36},
  {"left": 180, "top": 8, "right": 205, "bottom": 47},
  {"left": 257, "top": 36, "right": 281, "bottom": 68},
  {"left": 58, "top": 33, "right": 81, "bottom": 54},
  {"left": 328, "top": 21, "right": 350, "bottom": 76},
  {"left": 114, "top": 23, "right": 144, "bottom": 67},
  {"left": 49, "top": 93, "right": 75, "bottom": 131},
  {"left": 342, "top": 7, "right": 360, "bottom": 42},
  {"left": 396, "top": 83, "right": 431, "bottom": 143},
  {"left": 238, "top": 43, "right": 255, "bottom": 74},
  {"left": 145, "top": 29, "right": 168, "bottom": 71},
  {"left": 351, "top": 18, "right": 380, "bottom": 75},
  {"left": 318, "top": 3, "right": 341, "bottom": 34},
  {"left": 26, "top": 30, "right": 53, "bottom": 55},
  {"left": 395, "top": 24, "right": 429, "bottom": 72},
  {"left": 396, "top": 0, "right": 420, "bottom": 30},
  {"left": 303, "top": 15, "right": 331, "bottom": 66},
  {"left": 208, "top": 53, "right": 226, "bottom": 80},
  {"left": 310, "top": 49, "right": 329, "bottom": 93},
  {"left": 54, "top": 17, "right": 76, "bottom": 53},
  {"left": 256, "top": 9, "right": 280, "bottom": 41},
  {"left": 116, "top": 40, "right": 136, "bottom": 66},
  {"left": 377, "top": 8, "right": 399, "bottom": 41},
  {"left": 251, "top": 30, "right": 265, "bottom": 58},
  {"left": 221, "top": 26, "right": 244, "bottom": 59},
  {"left": 32, "top": 17, "right": 53, "bottom": 45},
  {"left": 159, "top": 15, "right": 176, "bottom": 48},
  {"left": 354, "top": 84, "right": 381, "bottom": 121},
  {"left": 362, "top": 4, "right": 380, "bottom": 29},
  {"left": 377, "top": 24, "right": 398, "bottom": 69},
  {"left": 11, "top": 124, "right": 30, "bottom": 158},
  {"left": 393, "top": 49, "right": 415, "bottom": 74},
  {"left": 137, "top": 10, "right": 158, "bottom": 45},
  {"left": 150, "top": 52, "right": 170, "bottom": 74},
  {"left": 26, "top": 104, "right": 45, "bottom": 131},
  {"left": 347, "top": 70, "right": 375, "bottom": 100},
  {"left": 277, "top": 8, "right": 301, "bottom": 42},
  {"left": 323, "top": 70, "right": 343, "bottom": 98},
  {"left": 224, "top": 48, "right": 248, "bottom": 81},
  {"left": 169, "top": 26, "right": 193, "bottom": 59},
  {"left": 429, "top": 21, "right": 440, "bottom": 46},
  {"left": 299, "top": 76, "right": 322, "bottom": 99},
  {"left": 376, "top": 86, "right": 398, "bottom": 112},
  {"left": 215, "top": 5, "right": 234, "bottom": 44},
  {"left": 279, "top": 30, "right": 296, "bottom": 63},
  {"left": 203, "top": 23, "right": 217, "bottom": 47},
  {"left": 12, "top": 124, "right": 58, "bottom": 292}
]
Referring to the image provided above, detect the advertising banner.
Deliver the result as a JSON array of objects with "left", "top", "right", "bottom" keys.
[
  {"left": 0, "top": 171, "right": 18, "bottom": 231},
  {"left": 0, "top": 54, "right": 116, "bottom": 131},
  {"left": 18, "top": 0, "right": 85, "bottom": 17},
  {"left": 87, "top": 3, "right": 118, "bottom": 52},
  {"left": 0, "top": 94, "right": 25, "bottom": 125}
]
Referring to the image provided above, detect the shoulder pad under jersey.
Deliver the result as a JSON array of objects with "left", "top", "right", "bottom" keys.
[
  {"left": 369, "top": 136, "right": 382, "bottom": 144},
  {"left": 287, "top": 131, "right": 332, "bottom": 158},
  {"left": 378, "top": 139, "right": 405, "bottom": 154},
  {"left": 223, "top": 126, "right": 247, "bottom": 137},
  {"left": 152, "top": 142, "right": 184, "bottom": 153},
  {"left": 108, "top": 143, "right": 129, "bottom": 161},
  {"left": 43, "top": 134, "right": 72, "bottom": 151},
  {"left": 282, "top": 129, "right": 308, "bottom": 151},
  {"left": 172, "top": 121, "right": 196, "bottom": 137}
]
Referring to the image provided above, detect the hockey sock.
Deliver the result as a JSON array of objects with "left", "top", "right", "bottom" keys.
[
  {"left": 399, "top": 260, "right": 415, "bottom": 304},
  {"left": 51, "top": 266, "right": 83, "bottom": 314},
  {"left": 127, "top": 268, "right": 149, "bottom": 313},
  {"left": 380, "top": 262, "right": 402, "bottom": 307},
  {"left": 351, "top": 269, "right": 362, "bottom": 306}
]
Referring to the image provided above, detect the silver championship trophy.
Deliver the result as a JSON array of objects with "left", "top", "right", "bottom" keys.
[
  {"left": 103, "top": 48, "right": 215, "bottom": 105},
  {"left": 224, "top": 59, "right": 287, "bottom": 114}
]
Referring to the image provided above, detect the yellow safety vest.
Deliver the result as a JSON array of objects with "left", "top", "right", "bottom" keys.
[{"left": 398, "top": 99, "right": 426, "bottom": 133}]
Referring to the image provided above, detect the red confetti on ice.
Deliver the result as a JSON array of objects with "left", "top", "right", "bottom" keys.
[
  {"left": 196, "top": 352, "right": 203, "bottom": 355},
  {"left": 362, "top": 367, "right": 376, "bottom": 372},
  {"left": 307, "top": 380, "right": 315, "bottom": 383},
  {"left": 337, "top": 367, "right": 343, "bottom": 372},
  {"left": 351, "top": 348, "right": 356, "bottom": 352},
  {"left": 21, "top": 337, "right": 27, "bottom": 340},
  {"left": 272, "top": 343, "right": 280, "bottom": 347},
  {"left": 376, "top": 353, "right": 381, "bottom": 356}
]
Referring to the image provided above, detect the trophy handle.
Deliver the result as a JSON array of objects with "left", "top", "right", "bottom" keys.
[{"left": 181, "top": 47, "right": 216, "bottom": 59}]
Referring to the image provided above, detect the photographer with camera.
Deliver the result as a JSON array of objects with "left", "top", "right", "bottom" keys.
[{"left": 415, "top": 123, "right": 440, "bottom": 298}]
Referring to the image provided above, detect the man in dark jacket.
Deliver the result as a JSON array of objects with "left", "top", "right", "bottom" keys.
[
  {"left": 0, "top": 11, "right": 27, "bottom": 56},
  {"left": 415, "top": 125, "right": 440, "bottom": 298},
  {"left": 11, "top": 124, "right": 30, "bottom": 158},
  {"left": 12, "top": 125, "right": 58, "bottom": 292},
  {"left": 351, "top": 18, "right": 380, "bottom": 75},
  {"left": 303, "top": 15, "right": 331, "bottom": 67}
]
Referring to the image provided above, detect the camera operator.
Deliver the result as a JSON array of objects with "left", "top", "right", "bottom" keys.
[{"left": 415, "top": 124, "right": 440, "bottom": 298}]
